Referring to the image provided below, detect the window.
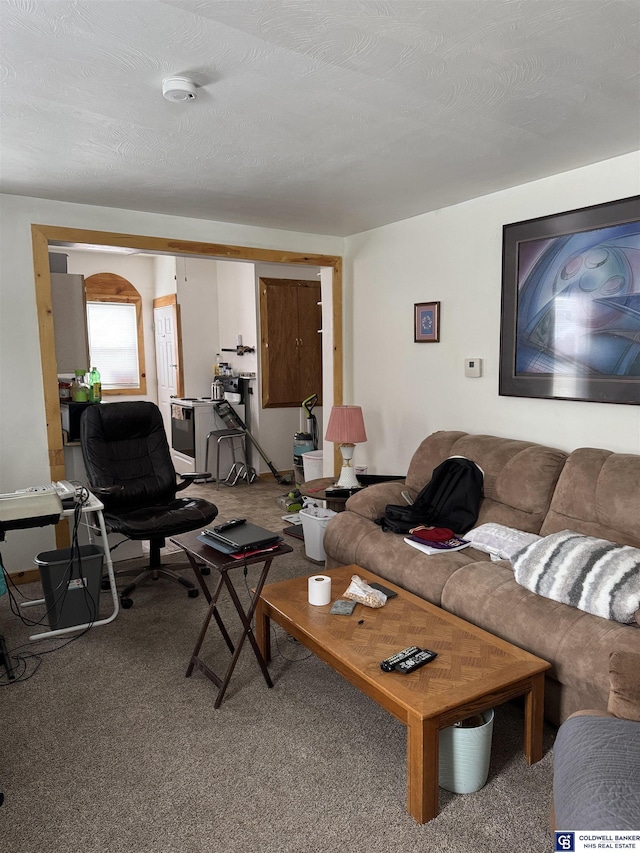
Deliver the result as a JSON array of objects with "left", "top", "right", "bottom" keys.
[
  {"left": 84, "top": 273, "right": 147, "bottom": 395},
  {"left": 86, "top": 302, "right": 139, "bottom": 389}
]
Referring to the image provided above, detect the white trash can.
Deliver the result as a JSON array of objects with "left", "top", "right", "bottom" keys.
[
  {"left": 439, "top": 709, "right": 494, "bottom": 794},
  {"left": 299, "top": 505, "right": 337, "bottom": 561},
  {"left": 302, "top": 449, "right": 323, "bottom": 482}
]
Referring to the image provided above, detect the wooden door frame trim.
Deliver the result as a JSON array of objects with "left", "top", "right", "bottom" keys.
[
  {"left": 153, "top": 293, "right": 178, "bottom": 309},
  {"left": 31, "top": 224, "right": 343, "bottom": 545}
]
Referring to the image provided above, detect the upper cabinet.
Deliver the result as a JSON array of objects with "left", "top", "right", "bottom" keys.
[
  {"left": 50, "top": 272, "right": 90, "bottom": 373},
  {"left": 259, "top": 277, "right": 323, "bottom": 408}
]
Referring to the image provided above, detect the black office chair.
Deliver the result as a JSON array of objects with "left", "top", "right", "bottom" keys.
[{"left": 80, "top": 401, "right": 218, "bottom": 608}]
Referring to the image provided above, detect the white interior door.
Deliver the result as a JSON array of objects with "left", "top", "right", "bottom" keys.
[{"left": 153, "top": 301, "right": 181, "bottom": 442}]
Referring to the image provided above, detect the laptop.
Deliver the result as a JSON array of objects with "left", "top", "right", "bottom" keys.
[{"left": 198, "top": 521, "right": 282, "bottom": 554}]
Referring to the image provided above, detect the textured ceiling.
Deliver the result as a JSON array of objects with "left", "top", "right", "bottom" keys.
[{"left": 1, "top": 0, "right": 639, "bottom": 236}]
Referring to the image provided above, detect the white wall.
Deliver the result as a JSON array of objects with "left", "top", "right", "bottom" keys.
[
  {"left": 0, "top": 194, "right": 342, "bottom": 571},
  {"left": 215, "top": 260, "right": 260, "bottom": 467},
  {"left": 176, "top": 256, "right": 220, "bottom": 397},
  {"left": 153, "top": 255, "right": 177, "bottom": 299},
  {"left": 216, "top": 260, "right": 258, "bottom": 380},
  {"left": 344, "top": 152, "right": 640, "bottom": 474}
]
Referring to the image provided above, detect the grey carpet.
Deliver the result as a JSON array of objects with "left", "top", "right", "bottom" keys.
[{"left": 1, "top": 479, "right": 555, "bottom": 852}]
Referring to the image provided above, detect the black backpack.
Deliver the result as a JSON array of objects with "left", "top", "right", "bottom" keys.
[{"left": 376, "top": 456, "right": 484, "bottom": 535}]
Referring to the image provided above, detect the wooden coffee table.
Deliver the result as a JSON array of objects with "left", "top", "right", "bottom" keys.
[{"left": 256, "top": 564, "right": 550, "bottom": 823}]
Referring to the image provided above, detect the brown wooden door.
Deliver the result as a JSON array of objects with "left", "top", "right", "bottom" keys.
[
  {"left": 260, "top": 278, "right": 322, "bottom": 408},
  {"left": 297, "top": 283, "right": 322, "bottom": 404}
]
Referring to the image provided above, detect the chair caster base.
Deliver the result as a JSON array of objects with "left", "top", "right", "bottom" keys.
[
  {"left": 200, "top": 565, "right": 211, "bottom": 576},
  {"left": 121, "top": 597, "right": 134, "bottom": 609},
  {"left": 188, "top": 589, "right": 199, "bottom": 599}
]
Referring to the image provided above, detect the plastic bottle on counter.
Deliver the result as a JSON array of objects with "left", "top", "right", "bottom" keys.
[
  {"left": 214, "top": 353, "right": 222, "bottom": 376},
  {"left": 88, "top": 366, "right": 102, "bottom": 403},
  {"left": 71, "top": 370, "right": 89, "bottom": 402}
]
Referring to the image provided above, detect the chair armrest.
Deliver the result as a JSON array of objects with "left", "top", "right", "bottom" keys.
[
  {"left": 90, "top": 485, "right": 125, "bottom": 498},
  {"left": 176, "top": 472, "right": 211, "bottom": 490}
]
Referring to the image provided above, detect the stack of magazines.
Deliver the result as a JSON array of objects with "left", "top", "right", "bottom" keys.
[{"left": 403, "top": 525, "right": 471, "bottom": 555}]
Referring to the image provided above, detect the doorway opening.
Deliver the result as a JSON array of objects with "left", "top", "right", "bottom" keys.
[{"left": 31, "top": 224, "right": 343, "bottom": 547}]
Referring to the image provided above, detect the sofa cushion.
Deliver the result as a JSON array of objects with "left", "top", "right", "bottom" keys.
[
  {"left": 441, "top": 560, "right": 640, "bottom": 724},
  {"left": 405, "top": 432, "right": 567, "bottom": 533},
  {"left": 403, "top": 431, "right": 468, "bottom": 492},
  {"left": 322, "top": 509, "right": 490, "bottom": 605},
  {"left": 608, "top": 651, "right": 640, "bottom": 721},
  {"left": 540, "top": 447, "right": 640, "bottom": 547},
  {"left": 512, "top": 530, "right": 640, "bottom": 624}
]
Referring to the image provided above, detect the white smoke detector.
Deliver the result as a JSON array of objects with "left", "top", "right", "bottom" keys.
[{"left": 162, "top": 76, "right": 197, "bottom": 102}]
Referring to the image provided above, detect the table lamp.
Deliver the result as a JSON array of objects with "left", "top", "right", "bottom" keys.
[{"left": 324, "top": 405, "right": 367, "bottom": 489}]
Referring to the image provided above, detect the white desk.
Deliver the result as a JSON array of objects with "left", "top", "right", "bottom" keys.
[{"left": 21, "top": 491, "right": 119, "bottom": 641}]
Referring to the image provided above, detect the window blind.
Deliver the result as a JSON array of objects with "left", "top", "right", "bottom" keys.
[{"left": 86, "top": 302, "right": 140, "bottom": 389}]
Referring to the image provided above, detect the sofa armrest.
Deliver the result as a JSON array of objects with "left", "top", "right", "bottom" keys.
[
  {"left": 608, "top": 650, "right": 640, "bottom": 721},
  {"left": 551, "top": 708, "right": 617, "bottom": 831},
  {"left": 552, "top": 714, "right": 640, "bottom": 831},
  {"left": 563, "top": 652, "right": 640, "bottom": 722},
  {"left": 345, "top": 481, "right": 408, "bottom": 521},
  {"left": 566, "top": 709, "right": 616, "bottom": 720},
  {"left": 551, "top": 653, "right": 640, "bottom": 833}
]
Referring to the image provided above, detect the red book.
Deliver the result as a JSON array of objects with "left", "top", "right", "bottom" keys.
[
  {"left": 228, "top": 543, "right": 281, "bottom": 560},
  {"left": 408, "top": 526, "right": 454, "bottom": 542}
]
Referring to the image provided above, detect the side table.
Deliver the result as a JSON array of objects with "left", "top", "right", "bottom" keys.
[
  {"left": 170, "top": 530, "right": 293, "bottom": 708},
  {"left": 299, "top": 477, "right": 360, "bottom": 513},
  {"left": 299, "top": 475, "right": 405, "bottom": 515}
]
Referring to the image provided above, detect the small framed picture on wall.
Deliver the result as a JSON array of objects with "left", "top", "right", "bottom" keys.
[{"left": 414, "top": 301, "right": 440, "bottom": 342}]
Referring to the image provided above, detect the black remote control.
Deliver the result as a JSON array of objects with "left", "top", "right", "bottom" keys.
[
  {"left": 394, "top": 649, "right": 438, "bottom": 673},
  {"left": 380, "top": 646, "right": 421, "bottom": 672},
  {"left": 213, "top": 518, "right": 246, "bottom": 533}
]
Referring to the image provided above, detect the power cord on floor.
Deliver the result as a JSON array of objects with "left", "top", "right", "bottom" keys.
[
  {"left": 238, "top": 566, "right": 314, "bottom": 663},
  {"left": 0, "top": 497, "right": 99, "bottom": 685},
  {"left": 270, "top": 624, "right": 314, "bottom": 662},
  {"left": 0, "top": 629, "right": 94, "bottom": 686}
]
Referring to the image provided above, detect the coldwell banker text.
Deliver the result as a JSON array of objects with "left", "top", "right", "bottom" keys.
[{"left": 556, "top": 833, "right": 640, "bottom": 852}]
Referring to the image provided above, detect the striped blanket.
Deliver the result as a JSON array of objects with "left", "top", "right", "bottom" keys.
[{"left": 512, "top": 530, "right": 640, "bottom": 624}]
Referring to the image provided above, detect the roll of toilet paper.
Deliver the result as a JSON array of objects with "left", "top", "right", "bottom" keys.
[{"left": 308, "top": 574, "right": 331, "bottom": 606}]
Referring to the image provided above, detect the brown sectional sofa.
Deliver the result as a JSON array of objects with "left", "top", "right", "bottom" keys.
[{"left": 323, "top": 431, "right": 640, "bottom": 727}]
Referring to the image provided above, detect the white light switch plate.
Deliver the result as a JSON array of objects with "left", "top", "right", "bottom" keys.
[{"left": 465, "top": 358, "right": 483, "bottom": 378}]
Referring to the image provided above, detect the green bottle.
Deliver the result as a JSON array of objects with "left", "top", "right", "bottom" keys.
[{"left": 89, "top": 366, "right": 102, "bottom": 403}]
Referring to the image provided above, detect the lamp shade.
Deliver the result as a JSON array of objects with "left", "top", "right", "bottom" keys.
[{"left": 324, "top": 405, "right": 367, "bottom": 444}]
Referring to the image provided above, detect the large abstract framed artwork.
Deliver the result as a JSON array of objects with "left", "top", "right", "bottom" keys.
[{"left": 499, "top": 196, "right": 640, "bottom": 405}]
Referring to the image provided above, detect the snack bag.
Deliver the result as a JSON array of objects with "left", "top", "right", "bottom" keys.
[{"left": 343, "top": 575, "right": 387, "bottom": 608}]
